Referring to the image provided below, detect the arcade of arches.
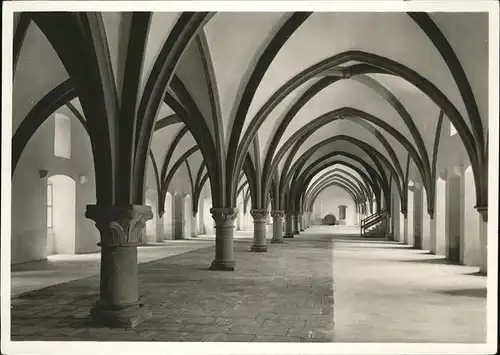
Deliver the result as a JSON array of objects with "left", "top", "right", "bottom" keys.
[{"left": 6, "top": 9, "right": 493, "bottom": 344}]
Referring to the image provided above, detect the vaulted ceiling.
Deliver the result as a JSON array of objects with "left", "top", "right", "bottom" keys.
[{"left": 12, "top": 10, "right": 489, "bottom": 213}]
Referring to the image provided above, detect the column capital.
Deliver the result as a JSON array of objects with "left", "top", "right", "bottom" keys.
[
  {"left": 250, "top": 208, "right": 269, "bottom": 222},
  {"left": 86, "top": 204, "right": 153, "bottom": 247},
  {"left": 271, "top": 210, "right": 285, "bottom": 218},
  {"left": 475, "top": 205, "right": 487, "bottom": 222},
  {"left": 210, "top": 207, "right": 238, "bottom": 226}
]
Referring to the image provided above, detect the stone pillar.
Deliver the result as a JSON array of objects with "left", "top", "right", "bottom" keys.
[
  {"left": 298, "top": 213, "right": 304, "bottom": 232},
  {"left": 173, "top": 194, "right": 184, "bottom": 240},
  {"left": 191, "top": 213, "right": 198, "bottom": 237},
  {"left": 478, "top": 208, "right": 487, "bottom": 274},
  {"left": 85, "top": 204, "right": 153, "bottom": 328},
  {"left": 413, "top": 187, "right": 422, "bottom": 249},
  {"left": 250, "top": 209, "right": 268, "bottom": 252},
  {"left": 403, "top": 216, "right": 409, "bottom": 244},
  {"left": 284, "top": 213, "right": 294, "bottom": 238},
  {"left": 156, "top": 213, "right": 165, "bottom": 242},
  {"left": 293, "top": 214, "right": 300, "bottom": 235},
  {"left": 271, "top": 210, "right": 285, "bottom": 244},
  {"left": 209, "top": 208, "right": 237, "bottom": 271},
  {"left": 430, "top": 216, "right": 437, "bottom": 254},
  {"left": 236, "top": 211, "right": 242, "bottom": 231}
]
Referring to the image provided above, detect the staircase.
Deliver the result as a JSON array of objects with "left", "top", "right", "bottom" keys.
[{"left": 361, "top": 210, "right": 388, "bottom": 238}]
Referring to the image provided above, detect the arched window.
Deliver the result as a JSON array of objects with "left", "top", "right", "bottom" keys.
[{"left": 54, "top": 113, "right": 71, "bottom": 158}]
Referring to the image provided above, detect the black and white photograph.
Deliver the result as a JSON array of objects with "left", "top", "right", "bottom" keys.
[{"left": 1, "top": 1, "right": 498, "bottom": 354}]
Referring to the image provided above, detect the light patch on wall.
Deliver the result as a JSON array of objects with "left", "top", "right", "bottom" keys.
[
  {"left": 54, "top": 113, "right": 71, "bottom": 159},
  {"left": 450, "top": 121, "right": 457, "bottom": 136}
]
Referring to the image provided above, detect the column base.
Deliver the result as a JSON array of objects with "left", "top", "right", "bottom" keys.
[
  {"left": 294, "top": 232, "right": 300, "bottom": 236},
  {"left": 283, "top": 234, "right": 294, "bottom": 239},
  {"left": 209, "top": 259, "right": 235, "bottom": 271},
  {"left": 250, "top": 244, "right": 268, "bottom": 252},
  {"left": 90, "top": 302, "right": 151, "bottom": 329},
  {"left": 271, "top": 238, "right": 284, "bottom": 244}
]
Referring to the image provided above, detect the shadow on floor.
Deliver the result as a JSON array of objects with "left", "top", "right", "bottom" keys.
[
  {"left": 399, "top": 258, "right": 456, "bottom": 265},
  {"left": 334, "top": 244, "right": 414, "bottom": 250},
  {"left": 437, "top": 288, "right": 487, "bottom": 298},
  {"left": 463, "top": 270, "right": 486, "bottom": 277}
]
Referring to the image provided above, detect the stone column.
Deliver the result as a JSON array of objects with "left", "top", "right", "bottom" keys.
[
  {"left": 477, "top": 208, "right": 487, "bottom": 274},
  {"left": 173, "top": 194, "right": 185, "bottom": 240},
  {"left": 403, "top": 216, "right": 409, "bottom": 244},
  {"left": 250, "top": 209, "right": 268, "bottom": 252},
  {"left": 271, "top": 210, "right": 285, "bottom": 244},
  {"left": 191, "top": 213, "right": 198, "bottom": 237},
  {"left": 85, "top": 204, "right": 153, "bottom": 328},
  {"left": 429, "top": 216, "right": 437, "bottom": 254},
  {"left": 284, "top": 213, "right": 294, "bottom": 238},
  {"left": 209, "top": 208, "right": 238, "bottom": 271},
  {"left": 155, "top": 212, "right": 165, "bottom": 242},
  {"left": 298, "top": 213, "right": 304, "bottom": 232},
  {"left": 293, "top": 214, "right": 300, "bottom": 235}
]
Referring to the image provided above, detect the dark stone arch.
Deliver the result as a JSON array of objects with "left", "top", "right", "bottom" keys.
[
  {"left": 26, "top": 13, "right": 117, "bottom": 166},
  {"left": 13, "top": 14, "right": 32, "bottom": 73},
  {"left": 243, "top": 188, "right": 252, "bottom": 214},
  {"left": 232, "top": 50, "right": 482, "bottom": 209},
  {"left": 351, "top": 74, "right": 430, "bottom": 175},
  {"left": 299, "top": 161, "right": 377, "bottom": 209},
  {"left": 134, "top": 13, "right": 213, "bottom": 204},
  {"left": 306, "top": 174, "right": 365, "bottom": 205},
  {"left": 197, "top": 33, "right": 226, "bottom": 190},
  {"left": 225, "top": 13, "right": 312, "bottom": 206},
  {"left": 243, "top": 154, "right": 258, "bottom": 214},
  {"left": 278, "top": 150, "right": 388, "bottom": 212},
  {"left": 12, "top": 79, "right": 74, "bottom": 174},
  {"left": 184, "top": 160, "right": 196, "bottom": 211},
  {"left": 193, "top": 172, "right": 209, "bottom": 217},
  {"left": 307, "top": 180, "right": 360, "bottom": 214},
  {"left": 428, "top": 111, "right": 445, "bottom": 218},
  {"left": 159, "top": 125, "right": 189, "bottom": 183},
  {"left": 148, "top": 151, "right": 161, "bottom": 203},
  {"left": 237, "top": 180, "right": 249, "bottom": 198},
  {"left": 260, "top": 69, "right": 430, "bottom": 200},
  {"left": 409, "top": 13, "right": 484, "bottom": 152},
  {"left": 282, "top": 136, "right": 403, "bottom": 206},
  {"left": 155, "top": 114, "right": 183, "bottom": 131},
  {"left": 262, "top": 106, "right": 427, "bottom": 208},
  {"left": 304, "top": 174, "right": 366, "bottom": 211},
  {"left": 301, "top": 169, "right": 371, "bottom": 209},
  {"left": 159, "top": 146, "right": 199, "bottom": 215},
  {"left": 166, "top": 77, "right": 222, "bottom": 206}
]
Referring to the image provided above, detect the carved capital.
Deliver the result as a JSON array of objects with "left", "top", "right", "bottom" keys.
[
  {"left": 475, "top": 205, "right": 487, "bottom": 222},
  {"left": 271, "top": 210, "right": 285, "bottom": 219},
  {"left": 427, "top": 208, "right": 435, "bottom": 220},
  {"left": 250, "top": 209, "right": 269, "bottom": 223},
  {"left": 210, "top": 207, "right": 238, "bottom": 228},
  {"left": 86, "top": 204, "right": 153, "bottom": 247}
]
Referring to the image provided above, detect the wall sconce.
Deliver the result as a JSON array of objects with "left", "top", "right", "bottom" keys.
[
  {"left": 38, "top": 170, "right": 48, "bottom": 179},
  {"left": 79, "top": 175, "right": 88, "bottom": 184}
]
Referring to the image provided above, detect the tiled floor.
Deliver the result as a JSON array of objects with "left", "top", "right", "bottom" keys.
[
  {"left": 9, "top": 226, "right": 487, "bottom": 343},
  {"left": 332, "top": 234, "right": 487, "bottom": 343},
  {"left": 11, "top": 238, "right": 215, "bottom": 297},
  {"left": 10, "top": 231, "right": 334, "bottom": 342}
]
